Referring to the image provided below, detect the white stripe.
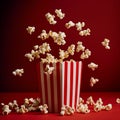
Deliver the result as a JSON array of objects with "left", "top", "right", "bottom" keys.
[
  {"left": 79, "top": 62, "right": 82, "bottom": 97},
  {"left": 67, "top": 61, "right": 70, "bottom": 106},
  {"left": 46, "top": 74, "right": 52, "bottom": 112},
  {"left": 40, "top": 62, "right": 46, "bottom": 104},
  {"left": 72, "top": 61, "right": 76, "bottom": 108},
  {"left": 76, "top": 61, "right": 82, "bottom": 108},
  {"left": 61, "top": 62, "right": 64, "bottom": 106},
  {"left": 53, "top": 63, "right": 58, "bottom": 112}
]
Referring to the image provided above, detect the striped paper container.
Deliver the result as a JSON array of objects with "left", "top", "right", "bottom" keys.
[{"left": 37, "top": 61, "right": 82, "bottom": 113}]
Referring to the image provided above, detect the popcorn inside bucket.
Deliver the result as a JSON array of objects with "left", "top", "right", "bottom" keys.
[{"left": 37, "top": 61, "right": 82, "bottom": 112}]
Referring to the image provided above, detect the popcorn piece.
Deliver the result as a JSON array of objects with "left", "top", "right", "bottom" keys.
[
  {"left": 12, "top": 69, "right": 24, "bottom": 77},
  {"left": 79, "top": 28, "right": 91, "bottom": 36},
  {"left": 39, "top": 42, "right": 51, "bottom": 54},
  {"left": 86, "top": 96, "right": 95, "bottom": 105},
  {"left": 33, "top": 45, "right": 39, "bottom": 50},
  {"left": 101, "top": 38, "right": 110, "bottom": 49},
  {"left": 76, "top": 103, "right": 90, "bottom": 114},
  {"left": 26, "top": 26, "right": 35, "bottom": 35},
  {"left": 1, "top": 103, "right": 11, "bottom": 115},
  {"left": 45, "top": 12, "right": 57, "bottom": 25},
  {"left": 105, "top": 104, "right": 112, "bottom": 111},
  {"left": 41, "top": 53, "right": 58, "bottom": 63},
  {"left": 80, "top": 49, "right": 91, "bottom": 59},
  {"left": 76, "top": 41, "right": 85, "bottom": 52},
  {"left": 76, "top": 22, "right": 85, "bottom": 31},
  {"left": 67, "top": 44, "right": 75, "bottom": 55},
  {"left": 49, "top": 30, "right": 66, "bottom": 45},
  {"left": 59, "top": 49, "right": 69, "bottom": 60},
  {"left": 88, "top": 62, "right": 98, "bottom": 71},
  {"left": 19, "top": 105, "right": 28, "bottom": 114},
  {"left": 55, "top": 9, "right": 65, "bottom": 19},
  {"left": 65, "top": 21, "right": 75, "bottom": 29},
  {"left": 44, "top": 64, "right": 54, "bottom": 74},
  {"left": 94, "top": 98, "right": 105, "bottom": 112},
  {"left": 31, "top": 50, "right": 40, "bottom": 59},
  {"left": 60, "top": 105, "right": 74, "bottom": 115},
  {"left": 25, "top": 53, "right": 34, "bottom": 62},
  {"left": 37, "top": 30, "right": 49, "bottom": 40},
  {"left": 78, "top": 97, "right": 84, "bottom": 104},
  {"left": 39, "top": 104, "right": 48, "bottom": 114},
  {"left": 116, "top": 98, "right": 120, "bottom": 104},
  {"left": 90, "top": 77, "right": 99, "bottom": 87}
]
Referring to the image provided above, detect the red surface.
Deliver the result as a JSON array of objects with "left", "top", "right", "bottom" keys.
[
  {"left": 0, "top": 92, "right": 120, "bottom": 120},
  {"left": 0, "top": 0, "right": 120, "bottom": 92}
]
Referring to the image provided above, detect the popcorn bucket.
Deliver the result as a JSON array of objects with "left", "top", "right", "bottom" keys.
[{"left": 37, "top": 61, "right": 82, "bottom": 113}]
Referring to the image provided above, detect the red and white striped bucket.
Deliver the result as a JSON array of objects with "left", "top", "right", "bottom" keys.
[{"left": 37, "top": 61, "right": 82, "bottom": 112}]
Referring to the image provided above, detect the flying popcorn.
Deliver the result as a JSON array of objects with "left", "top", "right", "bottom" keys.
[
  {"left": 26, "top": 26, "right": 35, "bottom": 35},
  {"left": 79, "top": 28, "right": 91, "bottom": 36},
  {"left": 12, "top": 69, "right": 24, "bottom": 77},
  {"left": 76, "top": 41, "right": 85, "bottom": 52},
  {"left": 55, "top": 9, "right": 65, "bottom": 19},
  {"left": 90, "top": 77, "right": 99, "bottom": 87},
  {"left": 76, "top": 22, "right": 85, "bottom": 31},
  {"left": 44, "top": 64, "right": 54, "bottom": 74},
  {"left": 59, "top": 49, "right": 69, "bottom": 60},
  {"left": 101, "top": 38, "right": 110, "bottom": 49},
  {"left": 65, "top": 21, "right": 75, "bottom": 29},
  {"left": 37, "top": 30, "right": 49, "bottom": 40},
  {"left": 88, "top": 62, "right": 98, "bottom": 71},
  {"left": 80, "top": 49, "right": 91, "bottom": 59},
  {"left": 67, "top": 44, "right": 75, "bottom": 55},
  {"left": 45, "top": 12, "right": 57, "bottom": 25},
  {"left": 41, "top": 53, "right": 58, "bottom": 63}
]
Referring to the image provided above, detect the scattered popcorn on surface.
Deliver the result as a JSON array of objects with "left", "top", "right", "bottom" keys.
[
  {"left": 45, "top": 12, "right": 57, "bottom": 25},
  {"left": 12, "top": 69, "right": 24, "bottom": 77},
  {"left": 19, "top": 105, "right": 28, "bottom": 114},
  {"left": 39, "top": 104, "right": 48, "bottom": 114},
  {"left": 86, "top": 96, "right": 95, "bottom": 105},
  {"left": 101, "top": 38, "right": 110, "bottom": 49},
  {"left": 116, "top": 98, "right": 120, "bottom": 104},
  {"left": 1, "top": 103, "right": 11, "bottom": 115},
  {"left": 65, "top": 21, "right": 75, "bottom": 29},
  {"left": 26, "top": 26, "right": 35, "bottom": 35},
  {"left": 76, "top": 41, "right": 85, "bottom": 52},
  {"left": 105, "top": 104, "right": 112, "bottom": 111},
  {"left": 88, "top": 62, "right": 98, "bottom": 71},
  {"left": 76, "top": 22, "right": 85, "bottom": 31},
  {"left": 90, "top": 77, "right": 99, "bottom": 87},
  {"left": 55, "top": 9, "right": 65, "bottom": 19},
  {"left": 44, "top": 64, "right": 54, "bottom": 74},
  {"left": 60, "top": 105, "right": 74, "bottom": 116},
  {"left": 37, "top": 30, "right": 49, "bottom": 40},
  {"left": 94, "top": 98, "right": 105, "bottom": 112},
  {"left": 80, "top": 49, "right": 91, "bottom": 59},
  {"left": 79, "top": 28, "right": 91, "bottom": 36}
]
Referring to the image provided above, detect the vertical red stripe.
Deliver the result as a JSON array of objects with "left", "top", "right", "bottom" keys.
[
  {"left": 50, "top": 64, "right": 54, "bottom": 112},
  {"left": 70, "top": 61, "right": 74, "bottom": 107},
  {"left": 64, "top": 61, "right": 68, "bottom": 105},
  {"left": 57, "top": 62, "right": 61, "bottom": 112},
  {"left": 75, "top": 62, "right": 79, "bottom": 108}
]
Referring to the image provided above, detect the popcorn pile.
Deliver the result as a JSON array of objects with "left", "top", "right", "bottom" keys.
[
  {"left": 60, "top": 96, "right": 113, "bottom": 116},
  {"left": 1, "top": 98, "right": 48, "bottom": 115}
]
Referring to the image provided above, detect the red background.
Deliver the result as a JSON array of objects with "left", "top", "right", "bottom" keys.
[{"left": 0, "top": 0, "right": 120, "bottom": 92}]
